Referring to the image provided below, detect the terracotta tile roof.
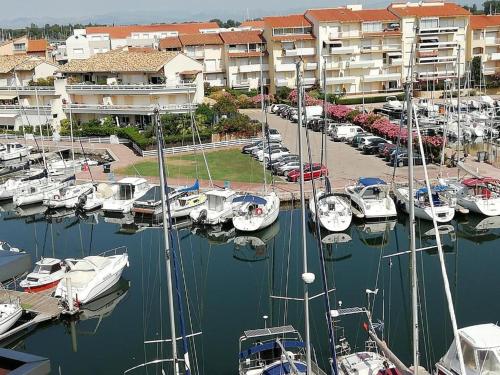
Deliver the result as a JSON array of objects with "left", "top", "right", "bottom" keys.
[
  {"left": 388, "top": 2, "right": 470, "bottom": 18},
  {"left": 179, "top": 33, "right": 223, "bottom": 46},
  {"left": 27, "top": 39, "right": 48, "bottom": 53},
  {"left": 240, "top": 20, "right": 265, "bottom": 29},
  {"left": 86, "top": 22, "right": 219, "bottom": 39},
  {"left": 220, "top": 30, "right": 264, "bottom": 45},
  {"left": 159, "top": 37, "right": 182, "bottom": 49},
  {"left": 127, "top": 47, "right": 156, "bottom": 52},
  {"left": 271, "top": 34, "right": 316, "bottom": 42},
  {"left": 59, "top": 50, "right": 178, "bottom": 73},
  {"left": 264, "top": 14, "right": 312, "bottom": 28},
  {"left": 227, "top": 51, "right": 266, "bottom": 58},
  {"left": 470, "top": 15, "right": 500, "bottom": 29},
  {"left": 306, "top": 7, "right": 398, "bottom": 22},
  {"left": 0, "top": 56, "right": 48, "bottom": 74}
]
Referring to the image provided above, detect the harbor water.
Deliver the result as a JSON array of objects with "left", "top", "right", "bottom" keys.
[{"left": 0, "top": 204, "right": 499, "bottom": 374}]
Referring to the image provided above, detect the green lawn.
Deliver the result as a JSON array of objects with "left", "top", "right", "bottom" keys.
[{"left": 118, "top": 148, "right": 273, "bottom": 184}]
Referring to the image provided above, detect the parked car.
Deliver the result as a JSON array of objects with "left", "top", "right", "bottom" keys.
[
  {"left": 259, "top": 147, "right": 290, "bottom": 163},
  {"left": 306, "top": 118, "right": 319, "bottom": 129},
  {"left": 331, "top": 125, "right": 365, "bottom": 142},
  {"left": 362, "top": 138, "right": 390, "bottom": 154},
  {"left": 357, "top": 136, "right": 385, "bottom": 150},
  {"left": 269, "top": 154, "right": 299, "bottom": 172},
  {"left": 277, "top": 161, "right": 302, "bottom": 175},
  {"left": 312, "top": 119, "right": 335, "bottom": 132},
  {"left": 350, "top": 132, "right": 373, "bottom": 147},
  {"left": 287, "top": 163, "right": 328, "bottom": 182},
  {"left": 252, "top": 143, "right": 284, "bottom": 158},
  {"left": 390, "top": 151, "right": 429, "bottom": 167},
  {"left": 378, "top": 143, "right": 397, "bottom": 158},
  {"left": 267, "top": 128, "right": 282, "bottom": 142},
  {"left": 275, "top": 105, "right": 290, "bottom": 116},
  {"left": 243, "top": 140, "right": 280, "bottom": 154},
  {"left": 385, "top": 147, "right": 406, "bottom": 162}
]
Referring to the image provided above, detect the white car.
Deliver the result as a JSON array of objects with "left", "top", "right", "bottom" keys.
[
  {"left": 267, "top": 128, "right": 282, "bottom": 142},
  {"left": 259, "top": 148, "right": 290, "bottom": 163}
]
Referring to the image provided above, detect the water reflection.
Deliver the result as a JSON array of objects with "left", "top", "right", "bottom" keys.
[
  {"left": 355, "top": 220, "right": 396, "bottom": 248},
  {"left": 191, "top": 224, "right": 236, "bottom": 245},
  {"left": 457, "top": 215, "right": 500, "bottom": 244},
  {"left": 233, "top": 221, "right": 279, "bottom": 262}
]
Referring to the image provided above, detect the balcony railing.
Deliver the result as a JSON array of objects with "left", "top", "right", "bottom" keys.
[
  {"left": 186, "top": 51, "right": 205, "bottom": 59},
  {"left": 0, "top": 86, "right": 56, "bottom": 95},
  {"left": 489, "top": 52, "right": 500, "bottom": 61},
  {"left": 283, "top": 48, "right": 315, "bottom": 57},
  {"left": 63, "top": 103, "right": 195, "bottom": 114},
  {"left": 304, "top": 62, "right": 318, "bottom": 70},
  {"left": 418, "top": 41, "right": 457, "bottom": 49},
  {"left": 418, "top": 26, "right": 459, "bottom": 35},
  {"left": 275, "top": 64, "right": 296, "bottom": 72},
  {"left": 485, "top": 38, "right": 500, "bottom": 45},
  {"left": 326, "top": 76, "right": 358, "bottom": 85},
  {"left": 330, "top": 46, "right": 360, "bottom": 55},
  {"left": 418, "top": 56, "right": 457, "bottom": 64},
  {"left": 346, "top": 60, "right": 383, "bottom": 69},
  {"left": 275, "top": 78, "right": 290, "bottom": 87},
  {"left": 239, "top": 64, "right": 269, "bottom": 73},
  {"left": 329, "top": 30, "right": 362, "bottom": 39},
  {"left": 0, "top": 104, "right": 52, "bottom": 114},
  {"left": 418, "top": 71, "right": 457, "bottom": 80},
  {"left": 65, "top": 82, "right": 196, "bottom": 94},
  {"left": 363, "top": 73, "right": 401, "bottom": 82}
]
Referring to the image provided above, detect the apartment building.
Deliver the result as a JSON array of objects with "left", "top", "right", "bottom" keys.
[
  {"left": 263, "top": 14, "right": 317, "bottom": 93},
  {"left": 220, "top": 30, "right": 269, "bottom": 90},
  {"left": 159, "top": 33, "right": 226, "bottom": 87},
  {"left": 66, "top": 22, "right": 219, "bottom": 60},
  {"left": 0, "top": 55, "right": 59, "bottom": 131},
  {"left": 306, "top": 6, "right": 403, "bottom": 95},
  {"left": 389, "top": 2, "right": 470, "bottom": 83},
  {"left": 469, "top": 15, "right": 500, "bottom": 80},
  {"left": 56, "top": 50, "right": 204, "bottom": 127},
  {"left": 0, "top": 37, "right": 50, "bottom": 59}
]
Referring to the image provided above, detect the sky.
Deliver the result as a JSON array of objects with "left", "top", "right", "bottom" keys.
[{"left": 0, "top": 0, "right": 471, "bottom": 27}]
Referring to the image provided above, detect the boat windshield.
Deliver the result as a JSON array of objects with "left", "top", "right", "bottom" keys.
[
  {"left": 119, "top": 184, "right": 134, "bottom": 200},
  {"left": 361, "top": 186, "right": 387, "bottom": 199},
  {"left": 478, "top": 349, "right": 500, "bottom": 374},
  {"left": 208, "top": 195, "right": 224, "bottom": 211},
  {"left": 33, "top": 264, "right": 53, "bottom": 274}
]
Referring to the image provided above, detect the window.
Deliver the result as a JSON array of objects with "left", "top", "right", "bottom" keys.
[
  {"left": 362, "top": 22, "right": 382, "bottom": 33},
  {"left": 461, "top": 339, "right": 477, "bottom": 370},
  {"left": 13, "top": 43, "right": 26, "bottom": 51},
  {"left": 477, "top": 350, "right": 500, "bottom": 373},
  {"left": 420, "top": 17, "right": 439, "bottom": 30},
  {"left": 73, "top": 48, "right": 84, "bottom": 55}
]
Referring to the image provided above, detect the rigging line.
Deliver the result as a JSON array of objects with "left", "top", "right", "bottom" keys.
[
  {"left": 303, "top": 88, "right": 337, "bottom": 375},
  {"left": 187, "top": 90, "right": 200, "bottom": 181},
  {"left": 140, "top": 233, "right": 148, "bottom": 375},
  {"left": 41, "top": 221, "right": 49, "bottom": 258},
  {"left": 50, "top": 222, "right": 55, "bottom": 258},
  {"left": 158, "top": 233, "right": 164, "bottom": 371},
  {"left": 283, "top": 195, "right": 293, "bottom": 326},
  {"left": 79, "top": 140, "right": 94, "bottom": 181},
  {"left": 417, "top": 254, "right": 430, "bottom": 372},
  {"left": 419, "top": 250, "right": 433, "bottom": 371},
  {"left": 192, "top": 116, "right": 212, "bottom": 188},
  {"left": 78, "top": 222, "right": 84, "bottom": 258}
]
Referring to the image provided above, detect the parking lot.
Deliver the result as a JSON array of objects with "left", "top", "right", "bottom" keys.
[{"left": 242, "top": 108, "right": 499, "bottom": 188}]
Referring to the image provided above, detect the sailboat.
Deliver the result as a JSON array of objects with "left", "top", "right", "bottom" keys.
[{"left": 13, "top": 175, "right": 76, "bottom": 206}]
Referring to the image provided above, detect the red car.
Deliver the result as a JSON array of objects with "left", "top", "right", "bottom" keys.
[{"left": 287, "top": 163, "right": 328, "bottom": 182}]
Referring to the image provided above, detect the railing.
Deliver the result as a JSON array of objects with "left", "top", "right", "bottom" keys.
[
  {"left": 418, "top": 26, "right": 459, "bottom": 35},
  {"left": 141, "top": 137, "right": 260, "bottom": 157},
  {"left": 63, "top": 103, "right": 196, "bottom": 113},
  {"left": 275, "top": 64, "right": 296, "bottom": 72},
  {"left": 347, "top": 60, "right": 382, "bottom": 68},
  {"left": 330, "top": 46, "right": 359, "bottom": 54},
  {"left": 304, "top": 62, "right": 318, "bottom": 70},
  {"left": 0, "top": 86, "right": 56, "bottom": 93},
  {"left": 484, "top": 38, "right": 500, "bottom": 45},
  {"left": 239, "top": 64, "right": 269, "bottom": 73},
  {"left": 65, "top": 82, "right": 196, "bottom": 92},
  {"left": 283, "top": 48, "right": 315, "bottom": 57},
  {"left": 418, "top": 56, "right": 456, "bottom": 64},
  {"left": 418, "top": 41, "right": 457, "bottom": 49},
  {"left": 0, "top": 133, "right": 129, "bottom": 144},
  {"left": 329, "top": 31, "right": 362, "bottom": 39},
  {"left": 0, "top": 105, "right": 51, "bottom": 111},
  {"left": 489, "top": 52, "right": 500, "bottom": 61}
]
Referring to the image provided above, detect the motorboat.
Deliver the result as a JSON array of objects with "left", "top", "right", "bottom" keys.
[
  {"left": 445, "top": 177, "right": 500, "bottom": 216},
  {"left": 78, "top": 278, "right": 129, "bottom": 322},
  {"left": 46, "top": 157, "right": 98, "bottom": 176},
  {"left": 435, "top": 323, "right": 500, "bottom": 375},
  {"left": 309, "top": 191, "right": 352, "bottom": 232},
  {"left": 238, "top": 325, "right": 325, "bottom": 375},
  {"left": 20, "top": 258, "right": 68, "bottom": 293},
  {"left": 190, "top": 189, "right": 238, "bottom": 225},
  {"left": 13, "top": 175, "right": 76, "bottom": 207},
  {"left": 0, "top": 143, "right": 31, "bottom": 162},
  {"left": 101, "top": 177, "right": 150, "bottom": 214},
  {"left": 393, "top": 184, "right": 456, "bottom": 223},
  {"left": 54, "top": 248, "right": 129, "bottom": 304},
  {"left": 0, "top": 169, "right": 47, "bottom": 201},
  {"left": 42, "top": 183, "right": 95, "bottom": 209},
  {"left": 79, "top": 183, "right": 117, "bottom": 211},
  {"left": 0, "top": 299, "right": 22, "bottom": 335},
  {"left": 345, "top": 178, "right": 396, "bottom": 219},
  {"left": 232, "top": 192, "right": 280, "bottom": 232}
]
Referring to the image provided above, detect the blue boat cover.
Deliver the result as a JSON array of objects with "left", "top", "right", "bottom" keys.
[
  {"left": 239, "top": 340, "right": 305, "bottom": 360},
  {"left": 233, "top": 195, "right": 267, "bottom": 205},
  {"left": 359, "top": 177, "right": 386, "bottom": 187},
  {"left": 177, "top": 179, "right": 199, "bottom": 193},
  {"left": 416, "top": 185, "right": 447, "bottom": 197},
  {"left": 263, "top": 362, "right": 307, "bottom": 375}
]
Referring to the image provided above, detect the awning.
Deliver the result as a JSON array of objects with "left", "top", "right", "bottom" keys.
[
  {"left": 180, "top": 70, "right": 201, "bottom": 75},
  {"left": 359, "top": 177, "right": 386, "bottom": 186},
  {"left": 233, "top": 194, "right": 267, "bottom": 205},
  {"left": 0, "top": 113, "right": 19, "bottom": 126},
  {"left": 0, "top": 94, "right": 17, "bottom": 100}
]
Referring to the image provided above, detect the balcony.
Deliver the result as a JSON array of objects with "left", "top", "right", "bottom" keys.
[
  {"left": 418, "top": 27, "right": 459, "bottom": 35},
  {"left": 0, "top": 86, "right": 56, "bottom": 95},
  {"left": 239, "top": 64, "right": 269, "bottom": 73},
  {"left": 418, "top": 71, "right": 457, "bottom": 80},
  {"left": 325, "top": 61, "right": 342, "bottom": 70},
  {"left": 231, "top": 81, "right": 250, "bottom": 89},
  {"left": 418, "top": 56, "right": 457, "bottom": 64},
  {"left": 347, "top": 60, "right": 382, "bottom": 69},
  {"left": 483, "top": 67, "right": 497, "bottom": 76},
  {"left": 204, "top": 78, "right": 226, "bottom": 87},
  {"left": 361, "top": 44, "right": 401, "bottom": 53},
  {"left": 276, "top": 64, "right": 296, "bottom": 72},
  {"left": 485, "top": 38, "right": 500, "bottom": 46},
  {"left": 362, "top": 73, "right": 401, "bottom": 82},
  {"left": 204, "top": 64, "right": 224, "bottom": 73},
  {"left": 489, "top": 53, "right": 500, "bottom": 61},
  {"left": 65, "top": 83, "right": 196, "bottom": 95},
  {"left": 185, "top": 51, "right": 205, "bottom": 59},
  {"left": 63, "top": 103, "right": 195, "bottom": 115},
  {"left": 329, "top": 30, "right": 362, "bottom": 39},
  {"left": 326, "top": 76, "right": 358, "bottom": 85},
  {"left": 275, "top": 78, "right": 290, "bottom": 87},
  {"left": 283, "top": 47, "right": 315, "bottom": 57},
  {"left": 330, "top": 46, "right": 359, "bottom": 55},
  {"left": 303, "top": 77, "right": 316, "bottom": 86},
  {"left": 418, "top": 41, "right": 457, "bottom": 49},
  {"left": 304, "top": 62, "right": 318, "bottom": 70},
  {"left": 390, "top": 58, "right": 403, "bottom": 65},
  {"left": 0, "top": 105, "right": 51, "bottom": 115}
]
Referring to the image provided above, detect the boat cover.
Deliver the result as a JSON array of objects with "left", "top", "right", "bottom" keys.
[
  {"left": 0, "top": 251, "right": 31, "bottom": 283},
  {"left": 263, "top": 362, "right": 307, "bottom": 375},
  {"left": 239, "top": 340, "right": 305, "bottom": 360},
  {"left": 0, "top": 348, "right": 50, "bottom": 374},
  {"left": 463, "top": 177, "right": 500, "bottom": 187},
  {"left": 416, "top": 185, "right": 447, "bottom": 197},
  {"left": 233, "top": 195, "right": 267, "bottom": 205},
  {"left": 177, "top": 179, "right": 199, "bottom": 193},
  {"left": 359, "top": 177, "right": 386, "bottom": 187}
]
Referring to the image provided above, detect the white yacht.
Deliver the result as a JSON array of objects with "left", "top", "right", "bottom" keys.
[
  {"left": 393, "top": 184, "right": 456, "bottom": 223},
  {"left": 54, "top": 249, "right": 129, "bottom": 304},
  {"left": 435, "top": 324, "right": 500, "bottom": 375},
  {"left": 444, "top": 177, "right": 500, "bottom": 217},
  {"left": 101, "top": 177, "right": 149, "bottom": 214},
  {"left": 345, "top": 178, "right": 396, "bottom": 219},
  {"left": 0, "top": 300, "right": 22, "bottom": 335},
  {"left": 13, "top": 176, "right": 75, "bottom": 206},
  {"left": 43, "top": 183, "right": 95, "bottom": 209},
  {"left": 190, "top": 189, "right": 237, "bottom": 225},
  {"left": 0, "top": 170, "right": 48, "bottom": 201},
  {"left": 0, "top": 142, "right": 31, "bottom": 161},
  {"left": 20, "top": 258, "right": 68, "bottom": 292},
  {"left": 232, "top": 192, "right": 280, "bottom": 232},
  {"left": 47, "top": 157, "right": 98, "bottom": 176},
  {"left": 309, "top": 191, "right": 352, "bottom": 232}
]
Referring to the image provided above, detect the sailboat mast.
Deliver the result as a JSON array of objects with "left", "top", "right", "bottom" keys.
[
  {"left": 456, "top": 45, "right": 461, "bottom": 180},
  {"left": 259, "top": 49, "right": 267, "bottom": 192},
  {"left": 155, "top": 109, "right": 180, "bottom": 375},
  {"left": 296, "top": 61, "right": 312, "bottom": 372},
  {"left": 406, "top": 70, "right": 419, "bottom": 373},
  {"left": 35, "top": 87, "right": 47, "bottom": 169}
]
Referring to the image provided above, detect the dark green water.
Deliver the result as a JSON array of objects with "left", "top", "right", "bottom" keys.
[{"left": 0, "top": 204, "right": 499, "bottom": 374}]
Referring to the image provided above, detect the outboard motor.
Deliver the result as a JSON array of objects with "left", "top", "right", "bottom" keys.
[
  {"left": 197, "top": 209, "right": 207, "bottom": 224},
  {"left": 77, "top": 193, "right": 87, "bottom": 209}
]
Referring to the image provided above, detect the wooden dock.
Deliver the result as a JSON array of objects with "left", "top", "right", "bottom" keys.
[{"left": 0, "top": 289, "right": 61, "bottom": 342}]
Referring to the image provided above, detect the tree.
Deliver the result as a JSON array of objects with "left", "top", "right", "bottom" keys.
[
  {"left": 223, "top": 19, "right": 241, "bottom": 28},
  {"left": 209, "top": 18, "right": 223, "bottom": 27},
  {"left": 471, "top": 56, "right": 482, "bottom": 87},
  {"left": 276, "top": 87, "right": 292, "bottom": 102},
  {"left": 213, "top": 96, "right": 238, "bottom": 117},
  {"left": 484, "top": 0, "right": 500, "bottom": 14}
]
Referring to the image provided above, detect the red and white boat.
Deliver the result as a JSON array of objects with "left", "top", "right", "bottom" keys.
[{"left": 20, "top": 258, "right": 68, "bottom": 293}]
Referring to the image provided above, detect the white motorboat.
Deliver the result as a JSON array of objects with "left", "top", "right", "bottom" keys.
[
  {"left": 232, "top": 192, "right": 280, "bottom": 232},
  {"left": 0, "top": 171, "right": 48, "bottom": 201},
  {"left": 54, "top": 249, "right": 129, "bottom": 304},
  {"left": 47, "top": 157, "right": 98, "bottom": 176},
  {"left": 0, "top": 300, "right": 22, "bottom": 335},
  {"left": 101, "top": 177, "right": 150, "bottom": 214},
  {"left": 13, "top": 176, "right": 75, "bottom": 206},
  {"left": 20, "top": 258, "right": 68, "bottom": 293},
  {"left": 169, "top": 193, "right": 207, "bottom": 218},
  {"left": 393, "top": 184, "right": 456, "bottom": 223},
  {"left": 0, "top": 142, "right": 31, "bottom": 161},
  {"left": 42, "top": 183, "right": 95, "bottom": 209},
  {"left": 79, "top": 183, "right": 117, "bottom": 211},
  {"left": 446, "top": 177, "right": 500, "bottom": 216},
  {"left": 309, "top": 191, "right": 352, "bottom": 232},
  {"left": 345, "top": 178, "right": 396, "bottom": 219},
  {"left": 190, "top": 189, "right": 237, "bottom": 225},
  {"left": 435, "top": 323, "right": 500, "bottom": 375}
]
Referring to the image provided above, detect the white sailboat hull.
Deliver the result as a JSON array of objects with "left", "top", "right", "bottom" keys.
[
  {"left": 457, "top": 196, "right": 500, "bottom": 216},
  {"left": 309, "top": 192, "right": 352, "bottom": 232},
  {"left": 394, "top": 187, "right": 455, "bottom": 223},
  {"left": 0, "top": 303, "right": 22, "bottom": 335},
  {"left": 232, "top": 193, "right": 280, "bottom": 232}
]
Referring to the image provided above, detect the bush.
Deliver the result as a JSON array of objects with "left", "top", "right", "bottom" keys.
[
  {"left": 236, "top": 94, "right": 252, "bottom": 109},
  {"left": 195, "top": 103, "right": 215, "bottom": 125},
  {"left": 164, "top": 131, "right": 212, "bottom": 146},
  {"left": 29, "top": 76, "right": 55, "bottom": 86},
  {"left": 213, "top": 95, "right": 238, "bottom": 116},
  {"left": 117, "top": 127, "right": 152, "bottom": 149},
  {"left": 215, "top": 113, "right": 260, "bottom": 136},
  {"left": 276, "top": 87, "right": 292, "bottom": 102}
]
